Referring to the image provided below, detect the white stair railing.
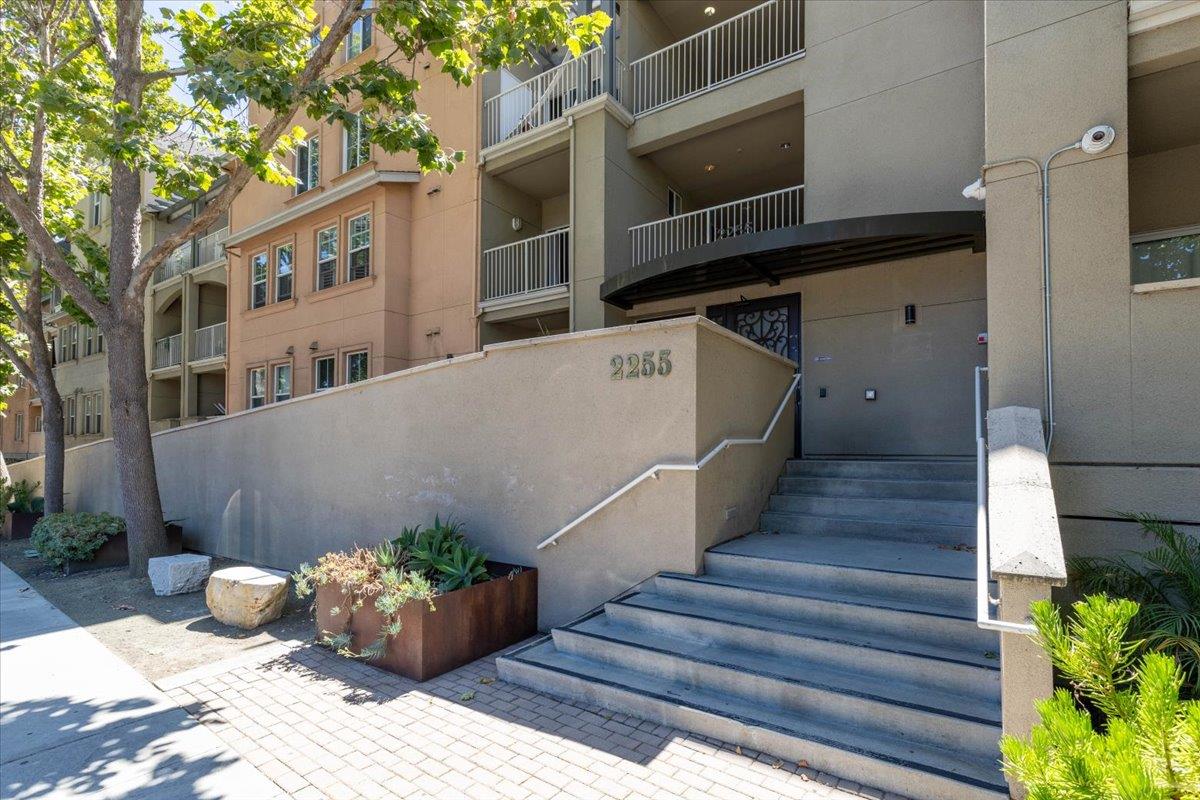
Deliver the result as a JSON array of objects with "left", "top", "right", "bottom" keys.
[
  {"left": 538, "top": 372, "right": 801, "bottom": 550},
  {"left": 192, "top": 321, "right": 227, "bottom": 361},
  {"left": 153, "top": 333, "right": 182, "bottom": 369},
  {"left": 629, "top": 0, "right": 804, "bottom": 116},
  {"left": 481, "top": 228, "right": 570, "bottom": 302},
  {"left": 630, "top": 185, "right": 803, "bottom": 268}
]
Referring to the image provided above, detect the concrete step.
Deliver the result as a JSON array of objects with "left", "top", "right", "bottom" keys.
[
  {"left": 554, "top": 614, "right": 1001, "bottom": 757},
  {"left": 653, "top": 572, "right": 996, "bottom": 654},
  {"left": 704, "top": 533, "right": 979, "bottom": 609},
  {"left": 767, "top": 493, "right": 976, "bottom": 526},
  {"left": 777, "top": 475, "right": 976, "bottom": 501},
  {"left": 498, "top": 640, "right": 1008, "bottom": 800},
  {"left": 785, "top": 459, "right": 976, "bottom": 481},
  {"left": 758, "top": 510, "right": 974, "bottom": 545},
  {"left": 608, "top": 593, "right": 1000, "bottom": 697}
]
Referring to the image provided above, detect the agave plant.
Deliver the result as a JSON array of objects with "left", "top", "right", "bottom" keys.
[
  {"left": 434, "top": 542, "right": 490, "bottom": 592},
  {"left": 1069, "top": 512, "right": 1200, "bottom": 696}
]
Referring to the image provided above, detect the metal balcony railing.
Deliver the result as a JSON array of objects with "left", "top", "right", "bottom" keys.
[
  {"left": 192, "top": 321, "right": 227, "bottom": 361},
  {"left": 196, "top": 226, "right": 229, "bottom": 266},
  {"left": 153, "top": 333, "right": 182, "bottom": 369},
  {"left": 483, "top": 48, "right": 624, "bottom": 148},
  {"left": 629, "top": 184, "right": 803, "bottom": 268},
  {"left": 481, "top": 228, "right": 570, "bottom": 303},
  {"left": 629, "top": 0, "right": 804, "bottom": 116},
  {"left": 154, "top": 226, "right": 228, "bottom": 284},
  {"left": 156, "top": 241, "right": 193, "bottom": 284}
]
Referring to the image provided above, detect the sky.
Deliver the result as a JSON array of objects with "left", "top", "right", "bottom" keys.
[{"left": 150, "top": 1, "right": 237, "bottom": 106}]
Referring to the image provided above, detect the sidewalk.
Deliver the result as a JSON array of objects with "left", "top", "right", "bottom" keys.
[{"left": 0, "top": 563, "right": 283, "bottom": 800}]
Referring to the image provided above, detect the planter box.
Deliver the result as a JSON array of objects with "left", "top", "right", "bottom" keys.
[
  {"left": 4, "top": 511, "right": 43, "bottom": 540},
  {"left": 67, "top": 523, "right": 184, "bottom": 573},
  {"left": 314, "top": 563, "right": 538, "bottom": 681}
]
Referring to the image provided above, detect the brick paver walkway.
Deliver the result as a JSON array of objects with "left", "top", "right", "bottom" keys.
[{"left": 159, "top": 642, "right": 908, "bottom": 800}]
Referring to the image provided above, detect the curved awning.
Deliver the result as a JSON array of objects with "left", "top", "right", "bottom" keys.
[{"left": 601, "top": 211, "right": 986, "bottom": 310}]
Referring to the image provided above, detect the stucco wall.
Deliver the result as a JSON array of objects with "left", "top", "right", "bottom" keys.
[{"left": 11, "top": 318, "right": 794, "bottom": 628}]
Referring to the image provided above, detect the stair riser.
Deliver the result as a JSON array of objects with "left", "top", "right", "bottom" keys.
[
  {"left": 703, "top": 552, "right": 974, "bottom": 609},
  {"left": 497, "top": 657, "right": 1007, "bottom": 800},
  {"left": 758, "top": 511, "right": 973, "bottom": 546},
  {"left": 606, "top": 601, "right": 1000, "bottom": 700},
  {"left": 777, "top": 476, "right": 976, "bottom": 501},
  {"left": 654, "top": 577, "right": 996, "bottom": 653},
  {"left": 786, "top": 461, "right": 976, "bottom": 481},
  {"left": 552, "top": 629, "right": 1000, "bottom": 757},
  {"left": 767, "top": 494, "right": 975, "bottom": 526}
]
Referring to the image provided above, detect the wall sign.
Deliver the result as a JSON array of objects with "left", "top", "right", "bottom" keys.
[{"left": 611, "top": 350, "right": 673, "bottom": 380}]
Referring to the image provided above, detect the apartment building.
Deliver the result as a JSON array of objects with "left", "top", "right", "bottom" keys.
[
  {"left": 0, "top": 377, "right": 43, "bottom": 464},
  {"left": 224, "top": 2, "right": 481, "bottom": 413}
]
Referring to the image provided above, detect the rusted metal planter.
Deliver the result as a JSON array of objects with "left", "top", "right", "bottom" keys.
[
  {"left": 67, "top": 523, "right": 184, "bottom": 573},
  {"left": 313, "top": 563, "right": 538, "bottom": 681},
  {"left": 4, "top": 511, "right": 43, "bottom": 540}
]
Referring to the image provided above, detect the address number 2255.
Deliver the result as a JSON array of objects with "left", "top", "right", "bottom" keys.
[{"left": 611, "top": 350, "right": 673, "bottom": 380}]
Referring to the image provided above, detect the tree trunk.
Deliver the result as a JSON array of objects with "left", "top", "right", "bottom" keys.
[
  {"left": 106, "top": 321, "right": 167, "bottom": 576},
  {"left": 36, "top": 376, "right": 65, "bottom": 515}
]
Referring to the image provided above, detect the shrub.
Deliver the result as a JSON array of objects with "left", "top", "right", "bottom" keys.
[
  {"left": 31, "top": 512, "right": 126, "bottom": 568},
  {"left": 1070, "top": 512, "right": 1200, "bottom": 696},
  {"left": 2, "top": 478, "right": 43, "bottom": 514},
  {"left": 1000, "top": 595, "right": 1200, "bottom": 799}
]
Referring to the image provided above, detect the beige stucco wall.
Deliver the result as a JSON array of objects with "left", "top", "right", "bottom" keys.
[{"left": 11, "top": 318, "right": 794, "bottom": 628}]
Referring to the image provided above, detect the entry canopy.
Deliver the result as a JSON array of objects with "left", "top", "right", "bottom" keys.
[{"left": 601, "top": 211, "right": 986, "bottom": 310}]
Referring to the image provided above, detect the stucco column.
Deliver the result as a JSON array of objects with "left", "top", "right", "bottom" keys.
[
  {"left": 997, "top": 576, "right": 1051, "bottom": 800},
  {"left": 181, "top": 273, "right": 199, "bottom": 418}
]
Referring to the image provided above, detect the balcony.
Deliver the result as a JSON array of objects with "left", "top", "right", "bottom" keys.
[
  {"left": 630, "top": 184, "right": 804, "bottom": 268},
  {"left": 154, "top": 227, "right": 229, "bottom": 284},
  {"left": 192, "top": 321, "right": 227, "bottom": 362},
  {"left": 483, "top": 48, "right": 624, "bottom": 149},
  {"left": 153, "top": 333, "right": 182, "bottom": 370},
  {"left": 629, "top": 0, "right": 804, "bottom": 117},
  {"left": 481, "top": 228, "right": 570, "bottom": 305}
]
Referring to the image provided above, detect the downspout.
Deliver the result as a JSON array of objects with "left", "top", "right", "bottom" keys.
[{"left": 567, "top": 114, "right": 576, "bottom": 331}]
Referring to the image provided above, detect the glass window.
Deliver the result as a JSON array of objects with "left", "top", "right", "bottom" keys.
[
  {"left": 65, "top": 397, "right": 75, "bottom": 435},
  {"left": 14, "top": 412, "right": 23, "bottom": 441},
  {"left": 668, "top": 188, "right": 683, "bottom": 217},
  {"left": 251, "top": 252, "right": 268, "bottom": 308},
  {"left": 345, "top": 1, "right": 373, "bottom": 59},
  {"left": 249, "top": 368, "right": 266, "bottom": 409},
  {"left": 97, "top": 329, "right": 104, "bottom": 352},
  {"left": 346, "top": 351, "right": 368, "bottom": 384},
  {"left": 347, "top": 213, "right": 370, "bottom": 282},
  {"left": 33, "top": 411, "right": 42, "bottom": 432},
  {"left": 90, "top": 193, "right": 102, "bottom": 227},
  {"left": 275, "top": 243, "right": 294, "bottom": 301},
  {"left": 83, "top": 395, "right": 93, "bottom": 434},
  {"left": 296, "top": 137, "right": 320, "bottom": 194},
  {"left": 314, "top": 356, "right": 336, "bottom": 391},
  {"left": 93, "top": 393, "right": 103, "bottom": 435},
  {"left": 1131, "top": 231, "right": 1200, "bottom": 286},
  {"left": 274, "top": 364, "right": 292, "bottom": 403},
  {"left": 343, "top": 114, "right": 370, "bottom": 172},
  {"left": 69, "top": 325, "right": 78, "bottom": 360},
  {"left": 316, "top": 226, "right": 338, "bottom": 290}
]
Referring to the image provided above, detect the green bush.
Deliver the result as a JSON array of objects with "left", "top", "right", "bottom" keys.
[
  {"left": 31, "top": 512, "right": 126, "bottom": 568},
  {"left": 2, "top": 477, "right": 43, "bottom": 514},
  {"left": 1001, "top": 595, "right": 1200, "bottom": 799}
]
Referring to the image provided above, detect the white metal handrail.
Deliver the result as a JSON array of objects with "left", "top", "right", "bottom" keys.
[
  {"left": 155, "top": 241, "right": 193, "bottom": 284},
  {"left": 196, "top": 226, "right": 229, "bottom": 266},
  {"left": 630, "top": 185, "right": 803, "bottom": 268},
  {"left": 192, "top": 321, "right": 227, "bottom": 361},
  {"left": 629, "top": 0, "right": 804, "bottom": 116},
  {"left": 482, "top": 228, "right": 570, "bottom": 302},
  {"left": 974, "top": 365, "right": 1036, "bottom": 635},
  {"left": 538, "top": 371, "right": 801, "bottom": 550},
  {"left": 153, "top": 333, "right": 182, "bottom": 369}
]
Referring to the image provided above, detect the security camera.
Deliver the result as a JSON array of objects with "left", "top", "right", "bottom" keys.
[
  {"left": 1080, "top": 125, "right": 1116, "bottom": 155},
  {"left": 961, "top": 178, "right": 986, "bottom": 201}
]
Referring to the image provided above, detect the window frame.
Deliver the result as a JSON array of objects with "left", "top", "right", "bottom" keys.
[
  {"left": 33, "top": 410, "right": 42, "bottom": 433},
  {"left": 248, "top": 367, "right": 266, "bottom": 409},
  {"left": 313, "top": 355, "right": 336, "bottom": 392},
  {"left": 346, "top": 212, "right": 371, "bottom": 282},
  {"left": 316, "top": 225, "right": 339, "bottom": 290},
  {"left": 344, "top": 1, "right": 373, "bottom": 59},
  {"left": 89, "top": 193, "right": 102, "bottom": 227},
  {"left": 274, "top": 242, "right": 294, "bottom": 302},
  {"left": 343, "top": 114, "right": 370, "bottom": 172},
  {"left": 1131, "top": 224, "right": 1200, "bottom": 292},
  {"left": 93, "top": 392, "right": 103, "bottom": 436},
  {"left": 273, "top": 363, "right": 292, "bottom": 404},
  {"left": 295, "top": 135, "right": 320, "bottom": 194},
  {"left": 14, "top": 411, "right": 23, "bottom": 441},
  {"left": 65, "top": 396, "right": 76, "bottom": 435},
  {"left": 345, "top": 350, "right": 369, "bottom": 384},
  {"left": 250, "top": 251, "right": 269, "bottom": 309},
  {"left": 667, "top": 187, "right": 683, "bottom": 217},
  {"left": 83, "top": 394, "right": 93, "bottom": 434}
]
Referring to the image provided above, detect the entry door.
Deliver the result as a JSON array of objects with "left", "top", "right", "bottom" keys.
[{"left": 708, "top": 294, "right": 802, "bottom": 455}]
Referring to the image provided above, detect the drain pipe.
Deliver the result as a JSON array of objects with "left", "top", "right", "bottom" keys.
[{"left": 963, "top": 124, "right": 1117, "bottom": 451}]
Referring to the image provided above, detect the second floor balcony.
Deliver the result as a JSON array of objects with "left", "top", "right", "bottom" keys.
[
  {"left": 154, "top": 226, "right": 229, "bottom": 284},
  {"left": 481, "top": 228, "right": 571, "bottom": 305},
  {"left": 192, "top": 321, "right": 227, "bottom": 362},
  {"left": 153, "top": 333, "right": 182, "bottom": 370}
]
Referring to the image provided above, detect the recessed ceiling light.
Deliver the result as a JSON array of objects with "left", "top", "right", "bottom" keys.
[
  {"left": 779, "top": 142, "right": 792, "bottom": 150},
  {"left": 704, "top": 6, "right": 716, "bottom": 16},
  {"left": 704, "top": 164, "right": 716, "bottom": 172}
]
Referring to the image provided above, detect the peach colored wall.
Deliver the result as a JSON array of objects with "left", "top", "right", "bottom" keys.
[{"left": 1, "top": 379, "right": 42, "bottom": 462}]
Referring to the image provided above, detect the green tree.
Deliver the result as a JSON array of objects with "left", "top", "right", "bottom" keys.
[{"left": 0, "top": 0, "right": 608, "bottom": 574}]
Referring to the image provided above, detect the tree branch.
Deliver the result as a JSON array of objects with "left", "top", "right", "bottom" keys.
[
  {"left": 140, "top": 65, "right": 192, "bottom": 84},
  {"left": 0, "top": 279, "right": 34, "bottom": 333},
  {"left": 81, "top": 0, "right": 118, "bottom": 69},
  {"left": 0, "top": 336, "right": 36, "bottom": 386},
  {"left": 51, "top": 34, "right": 97, "bottom": 71}
]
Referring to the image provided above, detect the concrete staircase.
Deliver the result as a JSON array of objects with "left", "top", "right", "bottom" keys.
[{"left": 498, "top": 458, "right": 1005, "bottom": 800}]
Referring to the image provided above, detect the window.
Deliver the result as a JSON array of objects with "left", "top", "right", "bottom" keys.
[
  {"left": 343, "top": 114, "right": 370, "bottom": 172},
  {"left": 58, "top": 332, "right": 68, "bottom": 363},
  {"left": 89, "top": 193, "right": 102, "bottom": 227},
  {"left": 65, "top": 397, "right": 76, "bottom": 435},
  {"left": 14, "top": 412, "right": 23, "bottom": 441},
  {"left": 248, "top": 368, "right": 266, "bottom": 408},
  {"left": 96, "top": 328, "right": 104, "bottom": 353},
  {"left": 346, "top": 351, "right": 368, "bottom": 384},
  {"left": 251, "top": 252, "right": 268, "bottom": 308},
  {"left": 316, "top": 226, "right": 338, "bottom": 290},
  {"left": 83, "top": 326, "right": 93, "bottom": 357},
  {"left": 314, "top": 356, "right": 336, "bottom": 392},
  {"left": 273, "top": 364, "right": 292, "bottom": 403},
  {"left": 347, "top": 213, "right": 371, "bottom": 281},
  {"left": 93, "top": 393, "right": 103, "bottom": 435},
  {"left": 33, "top": 410, "right": 42, "bottom": 433},
  {"left": 68, "top": 325, "right": 78, "bottom": 360},
  {"left": 275, "top": 243, "right": 294, "bottom": 301},
  {"left": 345, "top": 1, "right": 373, "bottom": 59},
  {"left": 1131, "top": 227, "right": 1200, "bottom": 287},
  {"left": 668, "top": 187, "right": 683, "bottom": 217},
  {"left": 295, "top": 137, "right": 320, "bottom": 194},
  {"left": 83, "top": 395, "right": 93, "bottom": 434}
]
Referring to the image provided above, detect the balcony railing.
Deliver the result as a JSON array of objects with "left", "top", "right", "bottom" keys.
[
  {"left": 629, "top": 184, "right": 803, "bottom": 268},
  {"left": 629, "top": 0, "right": 804, "bottom": 116},
  {"left": 483, "top": 48, "right": 624, "bottom": 148},
  {"left": 481, "top": 228, "right": 570, "bottom": 303},
  {"left": 192, "top": 321, "right": 227, "bottom": 361},
  {"left": 153, "top": 333, "right": 182, "bottom": 369},
  {"left": 154, "top": 226, "right": 229, "bottom": 284}
]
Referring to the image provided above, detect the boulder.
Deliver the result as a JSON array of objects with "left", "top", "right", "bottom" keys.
[
  {"left": 148, "top": 553, "right": 212, "bottom": 596},
  {"left": 205, "top": 566, "right": 289, "bottom": 629}
]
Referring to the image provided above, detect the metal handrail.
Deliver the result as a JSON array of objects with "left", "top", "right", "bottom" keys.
[
  {"left": 974, "top": 365, "right": 1036, "bottom": 635},
  {"left": 192, "top": 321, "right": 227, "bottom": 361},
  {"left": 538, "top": 371, "right": 801, "bottom": 550},
  {"left": 481, "top": 228, "right": 570, "bottom": 302},
  {"left": 153, "top": 333, "right": 183, "bottom": 369}
]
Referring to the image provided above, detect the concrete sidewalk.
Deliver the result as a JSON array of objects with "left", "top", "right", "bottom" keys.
[{"left": 0, "top": 563, "right": 284, "bottom": 800}]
